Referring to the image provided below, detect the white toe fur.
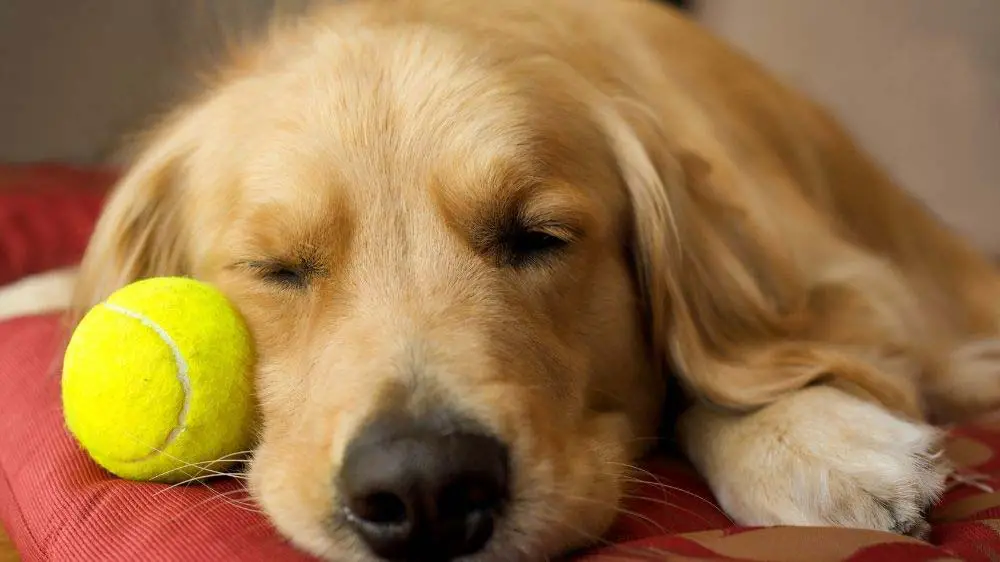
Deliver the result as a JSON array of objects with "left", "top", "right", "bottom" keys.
[{"left": 679, "top": 386, "right": 947, "bottom": 536}]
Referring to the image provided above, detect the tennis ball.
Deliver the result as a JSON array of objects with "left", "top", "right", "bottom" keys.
[{"left": 62, "top": 277, "right": 256, "bottom": 484}]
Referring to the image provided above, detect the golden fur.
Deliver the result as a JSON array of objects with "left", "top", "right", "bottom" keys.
[{"left": 31, "top": 0, "right": 1000, "bottom": 560}]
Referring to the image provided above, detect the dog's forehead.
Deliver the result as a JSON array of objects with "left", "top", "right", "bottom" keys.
[
  {"left": 193, "top": 32, "right": 540, "bottom": 248},
  {"left": 195, "top": 25, "right": 621, "bottom": 265},
  {"left": 218, "top": 29, "right": 569, "bottom": 212}
]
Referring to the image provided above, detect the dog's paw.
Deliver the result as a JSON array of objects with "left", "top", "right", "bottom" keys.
[
  {"left": 804, "top": 430, "right": 945, "bottom": 537},
  {"left": 680, "top": 386, "right": 948, "bottom": 536},
  {"left": 0, "top": 266, "right": 78, "bottom": 321}
]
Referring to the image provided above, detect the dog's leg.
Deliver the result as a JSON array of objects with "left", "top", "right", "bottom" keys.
[{"left": 678, "top": 385, "right": 947, "bottom": 536}]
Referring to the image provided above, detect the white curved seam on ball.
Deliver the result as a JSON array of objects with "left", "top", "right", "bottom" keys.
[{"left": 103, "top": 302, "right": 191, "bottom": 457}]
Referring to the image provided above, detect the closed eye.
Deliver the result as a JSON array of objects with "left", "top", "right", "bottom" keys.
[
  {"left": 241, "top": 259, "right": 319, "bottom": 289},
  {"left": 264, "top": 266, "right": 307, "bottom": 287},
  {"left": 509, "top": 229, "right": 569, "bottom": 261},
  {"left": 496, "top": 219, "right": 577, "bottom": 268}
]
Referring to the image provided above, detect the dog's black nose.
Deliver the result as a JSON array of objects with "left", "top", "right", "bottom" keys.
[{"left": 338, "top": 416, "right": 509, "bottom": 561}]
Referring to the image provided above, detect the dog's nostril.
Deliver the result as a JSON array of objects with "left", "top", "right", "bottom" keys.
[
  {"left": 351, "top": 491, "right": 408, "bottom": 525},
  {"left": 439, "top": 477, "right": 503, "bottom": 519},
  {"left": 338, "top": 417, "right": 509, "bottom": 560}
]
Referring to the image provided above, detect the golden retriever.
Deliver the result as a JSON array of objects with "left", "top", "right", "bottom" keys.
[{"left": 6, "top": 0, "right": 1000, "bottom": 560}]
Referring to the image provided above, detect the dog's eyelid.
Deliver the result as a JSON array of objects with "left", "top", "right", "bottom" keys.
[
  {"left": 515, "top": 202, "right": 592, "bottom": 247},
  {"left": 232, "top": 257, "right": 324, "bottom": 289},
  {"left": 519, "top": 219, "right": 582, "bottom": 243}
]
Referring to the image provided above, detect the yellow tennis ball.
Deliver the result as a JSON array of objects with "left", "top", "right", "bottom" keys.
[{"left": 62, "top": 277, "right": 256, "bottom": 484}]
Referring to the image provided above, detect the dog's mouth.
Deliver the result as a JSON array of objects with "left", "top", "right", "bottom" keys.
[{"left": 334, "top": 414, "right": 511, "bottom": 561}]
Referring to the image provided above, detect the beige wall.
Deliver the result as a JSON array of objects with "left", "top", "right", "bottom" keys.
[
  {"left": 0, "top": 1, "right": 285, "bottom": 163},
  {"left": 1, "top": 1, "right": 997, "bottom": 251},
  {"left": 697, "top": 0, "right": 1000, "bottom": 253}
]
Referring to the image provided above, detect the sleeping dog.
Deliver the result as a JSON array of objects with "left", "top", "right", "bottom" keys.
[{"left": 4, "top": 1, "right": 999, "bottom": 560}]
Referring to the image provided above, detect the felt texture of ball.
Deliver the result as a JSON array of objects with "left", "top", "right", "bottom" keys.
[{"left": 62, "top": 277, "right": 256, "bottom": 483}]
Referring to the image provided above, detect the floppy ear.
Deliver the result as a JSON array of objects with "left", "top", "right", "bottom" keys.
[
  {"left": 70, "top": 116, "right": 194, "bottom": 321},
  {"left": 598, "top": 99, "right": 921, "bottom": 416}
]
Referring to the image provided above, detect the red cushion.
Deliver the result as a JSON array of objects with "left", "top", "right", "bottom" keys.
[
  {"left": 0, "top": 164, "right": 112, "bottom": 286},
  {"left": 3, "top": 164, "right": 1000, "bottom": 560},
  {"left": 4, "top": 314, "right": 1000, "bottom": 561}
]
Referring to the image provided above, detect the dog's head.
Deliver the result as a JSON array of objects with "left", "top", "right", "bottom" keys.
[{"left": 72, "top": 9, "right": 813, "bottom": 561}]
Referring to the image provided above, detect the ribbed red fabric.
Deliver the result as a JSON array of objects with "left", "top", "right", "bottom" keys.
[{"left": 0, "top": 164, "right": 111, "bottom": 286}]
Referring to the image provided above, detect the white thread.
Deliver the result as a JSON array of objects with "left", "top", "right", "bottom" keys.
[{"left": 103, "top": 302, "right": 191, "bottom": 458}]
